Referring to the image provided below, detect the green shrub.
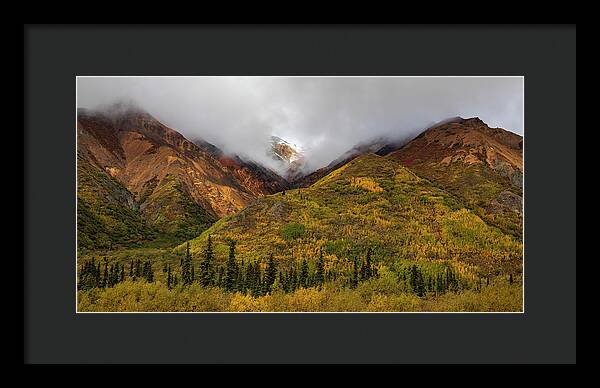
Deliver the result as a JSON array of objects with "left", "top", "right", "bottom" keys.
[{"left": 281, "top": 223, "right": 305, "bottom": 241}]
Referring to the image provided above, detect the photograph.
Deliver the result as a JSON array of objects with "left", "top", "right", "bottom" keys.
[{"left": 75, "top": 76, "right": 524, "bottom": 313}]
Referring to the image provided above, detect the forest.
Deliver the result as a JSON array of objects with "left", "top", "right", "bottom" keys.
[{"left": 78, "top": 233, "right": 522, "bottom": 312}]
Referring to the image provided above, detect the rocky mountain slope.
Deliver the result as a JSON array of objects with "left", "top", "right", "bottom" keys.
[
  {"left": 386, "top": 117, "right": 523, "bottom": 237},
  {"left": 194, "top": 138, "right": 289, "bottom": 196},
  {"left": 269, "top": 136, "right": 306, "bottom": 181},
  {"left": 77, "top": 105, "right": 288, "bottom": 245}
]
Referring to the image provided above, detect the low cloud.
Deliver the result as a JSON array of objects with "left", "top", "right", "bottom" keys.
[{"left": 77, "top": 76, "right": 524, "bottom": 174}]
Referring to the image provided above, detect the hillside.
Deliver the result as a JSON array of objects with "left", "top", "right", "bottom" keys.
[
  {"left": 386, "top": 117, "right": 523, "bottom": 237},
  {"left": 293, "top": 137, "right": 397, "bottom": 188},
  {"left": 77, "top": 105, "right": 287, "bottom": 242},
  {"left": 77, "top": 154, "right": 156, "bottom": 251},
  {"left": 180, "top": 153, "right": 522, "bottom": 280}
]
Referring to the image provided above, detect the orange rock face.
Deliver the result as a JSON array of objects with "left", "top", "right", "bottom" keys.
[{"left": 77, "top": 108, "right": 287, "bottom": 222}]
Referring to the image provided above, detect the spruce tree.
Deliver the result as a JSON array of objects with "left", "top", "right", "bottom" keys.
[
  {"left": 299, "top": 259, "right": 309, "bottom": 289},
  {"left": 352, "top": 257, "right": 359, "bottom": 288},
  {"left": 359, "top": 260, "right": 367, "bottom": 281},
  {"left": 107, "top": 264, "right": 114, "bottom": 286},
  {"left": 147, "top": 262, "right": 154, "bottom": 282},
  {"left": 278, "top": 271, "right": 285, "bottom": 292},
  {"left": 263, "top": 254, "right": 277, "bottom": 293},
  {"left": 237, "top": 258, "right": 245, "bottom": 292},
  {"left": 199, "top": 235, "right": 214, "bottom": 287},
  {"left": 289, "top": 266, "right": 297, "bottom": 292},
  {"left": 409, "top": 265, "right": 425, "bottom": 296},
  {"left": 167, "top": 264, "right": 172, "bottom": 290},
  {"left": 101, "top": 258, "right": 108, "bottom": 288},
  {"left": 365, "top": 247, "right": 373, "bottom": 280},
  {"left": 314, "top": 250, "right": 325, "bottom": 287},
  {"left": 250, "top": 262, "right": 263, "bottom": 296},
  {"left": 224, "top": 240, "right": 238, "bottom": 292},
  {"left": 181, "top": 242, "right": 192, "bottom": 285},
  {"left": 245, "top": 262, "right": 254, "bottom": 294}
]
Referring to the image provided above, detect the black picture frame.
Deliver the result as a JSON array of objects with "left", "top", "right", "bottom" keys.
[{"left": 24, "top": 24, "right": 576, "bottom": 363}]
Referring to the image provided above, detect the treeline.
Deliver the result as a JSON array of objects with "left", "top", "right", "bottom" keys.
[
  {"left": 169, "top": 236, "right": 378, "bottom": 296},
  {"left": 396, "top": 264, "right": 460, "bottom": 297},
  {"left": 78, "top": 236, "right": 485, "bottom": 297},
  {"left": 78, "top": 258, "right": 154, "bottom": 290}
]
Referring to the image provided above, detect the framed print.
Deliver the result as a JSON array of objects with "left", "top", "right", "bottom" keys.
[{"left": 24, "top": 25, "right": 576, "bottom": 364}]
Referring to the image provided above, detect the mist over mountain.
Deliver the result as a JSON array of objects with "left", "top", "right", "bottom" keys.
[{"left": 77, "top": 77, "right": 523, "bottom": 176}]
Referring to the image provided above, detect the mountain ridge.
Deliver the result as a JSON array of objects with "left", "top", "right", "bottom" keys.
[{"left": 77, "top": 106, "right": 289, "bottom": 245}]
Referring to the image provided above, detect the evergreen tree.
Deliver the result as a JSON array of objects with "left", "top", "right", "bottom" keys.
[
  {"left": 365, "top": 247, "right": 373, "bottom": 280},
  {"left": 78, "top": 258, "right": 101, "bottom": 290},
  {"left": 146, "top": 262, "right": 154, "bottom": 282},
  {"left": 409, "top": 265, "right": 425, "bottom": 296},
  {"left": 359, "top": 260, "right": 367, "bottom": 281},
  {"left": 101, "top": 258, "right": 108, "bottom": 288},
  {"left": 314, "top": 249, "right": 325, "bottom": 287},
  {"left": 224, "top": 240, "right": 239, "bottom": 292},
  {"left": 352, "top": 257, "right": 359, "bottom": 288},
  {"left": 199, "top": 235, "right": 214, "bottom": 287},
  {"left": 299, "top": 259, "right": 309, "bottom": 289},
  {"left": 107, "top": 264, "right": 114, "bottom": 286},
  {"left": 181, "top": 242, "right": 192, "bottom": 285},
  {"left": 248, "top": 262, "right": 263, "bottom": 296},
  {"left": 263, "top": 254, "right": 277, "bottom": 293},
  {"left": 237, "top": 258, "right": 246, "bottom": 292},
  {"left": 278, "top": 271, "right": 285, "bottom": 292},
  {"left": 289, "top": 266, "right": 297, "bottom": 292},
  {"left": 167, "top": 264, "right": 172, "bottom": 290},
  {"left": 245, "top": 262, "right": 254, "bottom": 294}
]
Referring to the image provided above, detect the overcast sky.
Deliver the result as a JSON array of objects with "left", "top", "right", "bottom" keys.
[{"left": 77, "top": 76, "right": 523, "bottom": 174}]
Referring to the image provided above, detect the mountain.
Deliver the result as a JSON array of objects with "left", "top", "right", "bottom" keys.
[
  {"left": 269, "top": 136, "right": 306, "bottom": 181},
  {"left": 386, "top": 117, "right": 523, "bottom": 237},
  {"left": 193, "top": 138, "right": 289, "bottom": 196},
  {"left": 77, "top": 105, "right": 287, "bottom": 245},
  {"left": 181, "top": 152, "right": 522, "bottom": 279},
  {"left": 293, "top": 136, "right": 398, "bottom": 188}
]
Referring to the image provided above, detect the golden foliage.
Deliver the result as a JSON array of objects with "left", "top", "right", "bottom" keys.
[
  {"left": 350, "top": 177, "right": 384, "bottom": 192},
  {"left": 78, "top": 278, "right": 522, "bottom": 312}
]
